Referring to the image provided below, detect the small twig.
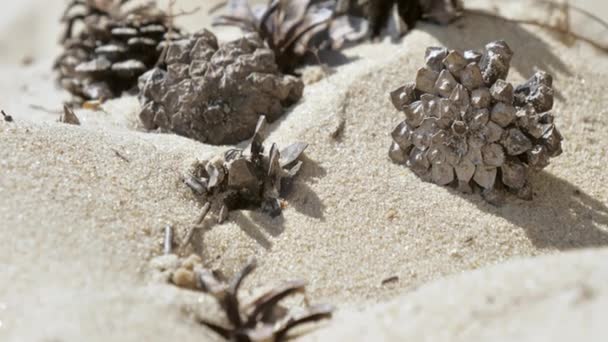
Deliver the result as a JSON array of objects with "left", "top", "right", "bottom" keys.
[
  {"left": 1, "top": 110, "right": 13, "bottom": 122},
  {"left": 381, "top": 275, "right": 399, "bottom": 285},
  {"left": 164, "top": 225, "right": 173, "bottom": 255},
  {"left": 29, "top": 104, "right": 62, "bottom": 114},
  {"left": 182, "top": 202, "right": 211, "bottom": 248},
  {"left": 168, "top": 6, "right": 201, "bottom": 19},
  {"left": 208, "top": 1, "right": 227, "bottom": 15},
  {"left": 111, "top": 148, "right": 130, "bottom": 162},
  {"left": 464, "top": 9, "right": 608, "bottom": 54}
]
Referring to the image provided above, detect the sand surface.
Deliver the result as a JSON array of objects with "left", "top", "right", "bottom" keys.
[{"left": 1, "top": 0, "right": 607, "bottom": 341}]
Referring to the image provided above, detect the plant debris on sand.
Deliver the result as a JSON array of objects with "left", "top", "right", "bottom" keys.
[
  {"left": 212, "top": 0, "right": 369, "bottom": 73},
  {"left": 138, "top": 30, "right": 303, "bottom": 144},
  {"left": 184, "top": 115, "right": 308, "bottom": 228},
  {"left": 55, "top": 0, "right": 180, "bottom": 101},
  {"left": 213, "top": 0, "right": 463, "bottom": 73},
  {"left": 350, "top": 0, "right": 463, "bottom": 38},
  {"left": 198, "top": 258, "right": 333, "bottom": 342},
  {"left": 389, "top": 40, "right": 563, "bottom": 203}
]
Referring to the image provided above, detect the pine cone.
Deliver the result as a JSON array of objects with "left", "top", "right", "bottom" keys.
[
  {"left": 389, "top": 41, "right": 563, "bottom": 201},
  {"left": 55, "top": 0, "right": 177, "bottom": 101},
  {"left": 184, "top": 116, "right": 307, "bottom": 221},
  {"left": 137, "top": 31, "right": 304, "bottom": 145}
]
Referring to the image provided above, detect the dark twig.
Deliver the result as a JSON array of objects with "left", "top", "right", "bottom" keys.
[
  {"left": 208, "top": 1, "right": 228, "bottom": 15},
  {"left": 111, "top": 148, "right": 130, "bottom": 162}
]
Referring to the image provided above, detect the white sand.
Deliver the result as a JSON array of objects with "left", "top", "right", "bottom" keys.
[{"left": 1, "top": 0, "right": 607, "bottom": 341}]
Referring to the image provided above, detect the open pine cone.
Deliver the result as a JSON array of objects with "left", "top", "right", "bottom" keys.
[
  {"left": 138, "top": 31, "right": 303, "bottom": 145},
  {"left": 184, "top": 116, "right": 307, "bottom": 223},
  {"left": 389, "top": 41, "right": 563, "bottom": 201},
  {"left": 55, "top": 0, "right": 178, "bottom": 101}
]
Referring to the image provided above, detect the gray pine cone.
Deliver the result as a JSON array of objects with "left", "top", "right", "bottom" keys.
[
  {"left": 137, "top": 31, "right": 304, "bottom": 145},
  {"left": 389, "top": 41, "right": 563, "bottom": 200},
  {"left": 55, "top": 1, "right": 177, "bottom": 101}
]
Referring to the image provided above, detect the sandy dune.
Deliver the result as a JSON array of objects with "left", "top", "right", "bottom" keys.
[{"left": 0, "top": 0, "right": 607, "bottom": 341}]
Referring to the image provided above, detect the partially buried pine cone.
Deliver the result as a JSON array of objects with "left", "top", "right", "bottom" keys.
[
  {"left": 184, "top": 116, "right": 308, "bottom": 221},
  {"left": 55, "top": 0, "right": 178, "bottom": 101},
  {"left": 388, "top": 41, "right": 563, "bottom": 201},
  {"left": 138, "top": 30, "right": 304, "bottom": 145}
]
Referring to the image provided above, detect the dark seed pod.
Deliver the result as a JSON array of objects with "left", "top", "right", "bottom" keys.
[
  {"left": 138, "top": 31, "right": 304, "bottom": 145},
  {"left": 55, "top": 0, "right": 180, "bottom": 101},
  {"left": 388, "top": 41, "right": 563, "bottom": 201}
]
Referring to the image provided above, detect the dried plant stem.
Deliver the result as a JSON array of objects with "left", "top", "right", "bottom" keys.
[
  {"left": 182, "top": 202, "right": 211, "bottom": 248},
  {"left": 208, "top": 1, "right": 227, "bottom": 15},
  {"left": 464, "top": 9, "right": 608, "bottom": 54},
  {"left": 29, "top": 104, "right": 62, "bottom": 114},
  {"left": 163, "top": 225, "right": 173, "bottom": 255}
]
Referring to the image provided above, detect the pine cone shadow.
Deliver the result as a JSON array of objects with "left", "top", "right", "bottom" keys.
[
  {"left": 282, "top": 155, "right": 327, "bottom": 220},
  {"left": 467, "top": 171, "right": 608, "bottom": 250},
  {"left": 233, "top": 211, "right": 280, "bottom": 251},
  {"left": 419, "top": 11, "right": 571, "bottom": 101},
  {"left": 185, "top": 154, "right": 325, "bottom": 252}
]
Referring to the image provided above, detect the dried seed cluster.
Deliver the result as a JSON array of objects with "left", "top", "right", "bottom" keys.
[
  {"left": 185, "top": 116, "right": 307, "bottom": 222},
  {"left": 138, "top": 31, "right": 304, "bottom": 145},
  {"left": 198, "top": 259, "right": 333, "bottom": 342},
  {"left": 55, "top": 0, "right": 177, "bottom": 101},
  {"left": 389, "top": 41, "right": 563, "bottom": 200}
]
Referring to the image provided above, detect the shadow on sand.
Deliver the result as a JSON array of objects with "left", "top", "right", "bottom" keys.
[
  {"left": 228, "top": 155, "right": 327, "bottom": 250},
  {"left": 453, "top": 171, "right": 608, "bottom": 250},
  {"left": 419, "top": 11, "right": 571, "bottom": 101}
]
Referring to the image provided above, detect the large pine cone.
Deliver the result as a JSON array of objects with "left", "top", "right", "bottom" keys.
[
  {"left": 137, "top": 31, "right": 304, "bottom": 145},
  {"left": 389, "top": 41, "right": 563, "bottom": 200},
  {"left": 55, "top": 1, "right": 177, "bottom": 101}
]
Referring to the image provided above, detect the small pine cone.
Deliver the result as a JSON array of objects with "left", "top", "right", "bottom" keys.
[
  {"left": 137, "top": 31, "right": 304, "bottom": 145},
  {"left": 389, "top": 41, "right": 563, "bottom": 201},
  {"left": 55, "top": 1, "right": 177, "bottom": 101}
]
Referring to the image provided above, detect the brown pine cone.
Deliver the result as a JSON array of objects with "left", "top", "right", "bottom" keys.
[
  {"left": 54, "top": 0, "right": 179, "bottom": 101},
  {"left": 137, "top": 31, "right": 304, "bottom": 145}
]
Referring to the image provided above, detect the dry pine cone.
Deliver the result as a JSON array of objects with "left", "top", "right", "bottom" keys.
[
  {"left": 389, "top": 40, "right": 563, "bottom": 201},
  {"left": 138, "top": 30, "right": 304, "bottom": 145},
  {"left": 55, "top": 0, "right": 178, "bottom": 101},
  {"left": 184, "top": 116, "right": 308, "bottom": 222}
]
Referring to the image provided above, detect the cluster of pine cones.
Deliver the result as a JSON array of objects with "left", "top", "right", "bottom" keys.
[
  {"left": 54, "top": 0, "right": 178, "bottom": 101},
  {"left": 54, "top": 3, "right": 565, "bottom": 203},
  {"left": 389, "top": 41, "right": 563, "bottom": 200}
]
